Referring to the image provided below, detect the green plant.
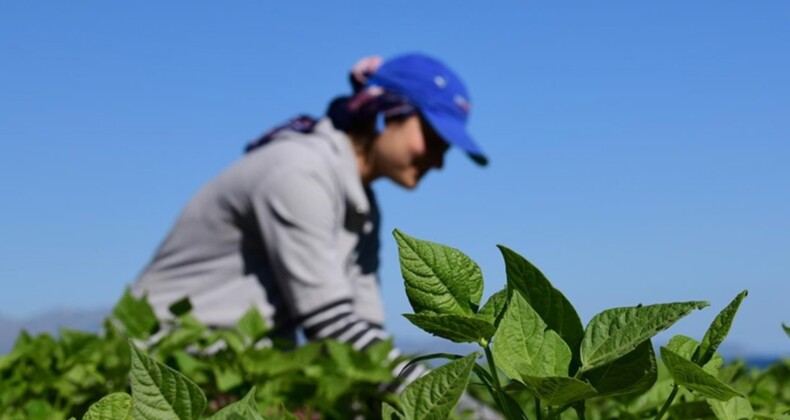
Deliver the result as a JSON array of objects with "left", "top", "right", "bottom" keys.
[
  {"left": 78, "top": 340, "right": 268, "bottom": 420},
  {"left": 383, "top": 230, "right": 759, "bottom": 420},
  {"left": 0, "top": 289, "right": 399, "bottom": 419}
]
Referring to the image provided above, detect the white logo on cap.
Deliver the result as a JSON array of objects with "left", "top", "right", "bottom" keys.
[
  {"left": 454, "top": 94, "right": 470, "bottom": 112},
  {"left": 434, "top": 75, "right": 447, "bottom": 88}
]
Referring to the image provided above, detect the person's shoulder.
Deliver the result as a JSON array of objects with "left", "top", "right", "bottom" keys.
[
  {"left": 237, "top": 126, "right": 327, "bottom": 165},
  {"left": 229, "top": 127, "right": 345, "bottom": 192}
]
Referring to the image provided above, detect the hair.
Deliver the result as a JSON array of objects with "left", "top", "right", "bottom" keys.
[
  {"left": 327, "top": 82, "right": 418, "bottom": 151},
  {"left": 245, "top": 72, "right": 417, "bottom": 154}
]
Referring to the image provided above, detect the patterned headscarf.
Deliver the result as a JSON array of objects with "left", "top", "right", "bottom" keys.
[{"left": 244, "top": 60, "right": 415, "bottom": 153}]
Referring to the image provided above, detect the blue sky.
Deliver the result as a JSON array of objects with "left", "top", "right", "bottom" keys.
[{"left": 1, "top": 2, "right": 788, "bottom": 356}]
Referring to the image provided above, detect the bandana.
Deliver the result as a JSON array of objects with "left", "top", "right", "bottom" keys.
[{"left": 244, "top": 76, "right": 415, "bottom": 154}]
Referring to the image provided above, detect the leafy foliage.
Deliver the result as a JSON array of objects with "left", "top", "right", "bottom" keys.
[
  {"left": 0, "top": 288, "right": 398, "bottom": 419},
  {"left": 2, "top": 231, "right": 789, "bottom": 420},
  {"left": 392, "top": 230, "right": 789, "bottom": 420}
]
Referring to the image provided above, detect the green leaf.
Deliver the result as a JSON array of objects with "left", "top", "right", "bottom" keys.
[
  {"left": 514, "top": 376, "right": 597, "bottom": 406},
  {"left": 498, "top": 392, "right": 530, "bottom": 420},
  {"left": 324, "top": 340, "right": 393, "bottom": 383},
  {"left": 128, "top": 341, "right": 207, "bottom": 420},
  {"left": 393, "top": 229, "right": 483, "bottom": 316},
  {"left": 23, "top": 399, "right": 57, "bottom": 420},
  {"left": 236, "top": 307, "right": 269, "bottom": 342},
  {"left": 783, "top": 322, "right": 790, "bottom": 339},
  {"left": 403, "top": 313, "right": 495, "bottom": 344},
  {"left": 83, "top": 393, "right": 133, "bottom": 420},
  {"left": 582, "top": 339, "right": 658, "bottom": 398},
  {"left": 171, "top": 351, "right": 204, "bottom": 379},
  {"left": 694, "top": 290, "right": 748, "bottom": 366},
  {"left": 207, "top": 387, "right": 264, "bottom": 420},
  {"left": 498, "top": 246, "right": 584, "bottom": 372},
  {"left": 708, "top": 396, "right": 754, "bottom": 420},
  {"left": 382, "top": 402, "right": 403, "bottom": 420},
  {"left": 168, "top": 297, "right": 193, "bottom": 317},
  {"left": 580, "top": 300, "right": 709, "bottom": 372},
  {"left": 477, "top": 288, "right": 508, "bottom": 327},
  {"left": 153, "top": 315, "right": 206, "bottom": 355},
  {"left": 218, "top": 330, "right": 246, "bottom": 354},
  {"left": 213, "top": 366, "right": 244, "bottom": 392},
  {"left": 113, "top": 288, "right": 160, "bottom": 339},
  {"left": 400, "top": 352, "right": 478, "bottom": 420},
  {"left": 666, "top": 335, "right": 724, "bottom": 376},
  {"left": 240, "top": 343, "right": 321, "bottom": 376},
  {"left": 660, "top": 347, "right": 742, "bottom": 401},
  {"left": 670, "top": 401, "right": 715, "bottom": 419},
  {"left": 492, "top": 291, "right": 571, "bottom": 380}
]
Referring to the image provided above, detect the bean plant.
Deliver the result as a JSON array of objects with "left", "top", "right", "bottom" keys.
[
  {"left": 382, "top": 230, "right": 766, "bottom": 420},
  {"left": 2, "top": 230, "right": 789, "bottom": 419}
]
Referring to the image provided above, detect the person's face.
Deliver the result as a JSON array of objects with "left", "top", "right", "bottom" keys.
[{"left": 371, "top": 114, "right": 450, "bottom": 189}]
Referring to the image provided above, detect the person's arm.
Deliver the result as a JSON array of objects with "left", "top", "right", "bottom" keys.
[
  {"left": 252, "top": 159, "right": 425, "bottom": 389},
  {"left": 299, "top": 300, "right": 427, "bottom": 390}
]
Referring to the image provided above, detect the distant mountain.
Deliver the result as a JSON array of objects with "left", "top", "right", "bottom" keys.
[{"left": 0, "top": 308, "right": 108, "bottom": 353}]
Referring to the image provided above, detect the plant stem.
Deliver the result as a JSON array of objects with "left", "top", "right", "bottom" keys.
[
  {"left": 547, "top": 403, "right": 572, "bottom": 420},
  {"left": 573, "top": 402, "right": 586, "bottom": 420},
  {"left": 484, "top": 345, "right": 514, "bottom": 419},
  {"left": 655, "top": 384, "right": 679, "bottom": 420},
  {"left": 535, "top": 397, "right": 542, "bottom": 420}
]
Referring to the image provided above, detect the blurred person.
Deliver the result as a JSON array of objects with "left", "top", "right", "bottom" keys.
[{"left": 132, "top": 53, "right": 493, "bottom": 414}]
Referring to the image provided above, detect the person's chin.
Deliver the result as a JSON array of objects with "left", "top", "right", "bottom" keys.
[
  {"left": 403, "top": 179, "right": 419, "bottom": 190},
  {"left": 396, "top": 176, "right": 420, "bottom": 190}
]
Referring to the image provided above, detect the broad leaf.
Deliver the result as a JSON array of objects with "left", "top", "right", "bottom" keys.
[
  {"left": 129, "top": 341, "right": 207, "bottom": 420},
  {"left": 580, "top": 301, "right": 709, "bottom": 372},
  {"left": 207, "top": 387, "right": 264, "bottom": 420},
  {"left": 498, "top": 246, "right": 584, "bottom": 371},
  {"left": 213, "top": 366, "right": 244, "bottom": 392},
  {"left": 153, "top": 315, "right": 205, "bottom": 355},
  {"left": 404, "top": 313, "right": 495, "bottom": 344},
  {"left": 168, "top": 297, "right": 193, "bottom": 317},
  {"left": 217, "top": 331, "right": 246, "bottom": 354},
  {"left": 694, "top": 290, "right": 748, "bottom": 366},
  {"left": 582, "top": 339, "right": 657, "bottom": 398},
  {"left": 660, "top": 347, "right": 742, "bottom": 401},
  {"left": 324, "top": 340, "right": 393, "bottom": 383},
  {"left": 670, "top": 401, "right": 715, "bottom": 419},
  {"left": 708, "top": 396, "right": 754, "bottom": 420},
  {"left": 83, "top": 393, "right": 133, "bottom": 420},
  {"left": 240, "top": 342, "right": 321, "bottom": 376},
  {"left": 514, "top": 377, "right": 597, "bottom": 406},
  {"left": 400, "top": 352, "right": 478, "bottom": 420},
  {"left": 499, "top": 392, "right": 530, "bottom": 420},
  {"left": 24, "top": 400, "right": 57, "bottom": 419},
  {"left": 236, "top": 307, "right": 268, "bottom": 342},
  {"left": 382, "top": 402, "right": 402, "bottom": 420},
  {"left": 666, "top": 335, "right": 724, "bottom": 376},
  {"left": 492, "top": 292, "right": 571, "bottom": 381},
  {"left": 477, "top": 289, "right": 508, "bottom": 327},
  {"left": 394, "top": 230, "right": 483, "bottom": 316},
  {"left": 113, "top": 288, "right": 160, "bottom": 339}
]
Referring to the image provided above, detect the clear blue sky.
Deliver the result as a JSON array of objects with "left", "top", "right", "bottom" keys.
[{"left": 1, "top": 2, "right": 788, "bottom": 356}]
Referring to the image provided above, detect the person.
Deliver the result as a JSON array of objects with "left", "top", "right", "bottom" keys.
[{"left": 132, "top": 52, "right": 488, "bottom": 388}]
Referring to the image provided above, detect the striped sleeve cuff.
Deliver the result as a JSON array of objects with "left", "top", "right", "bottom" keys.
[{"left": 299, "top": 300, "right": 427, "bottom": 393}]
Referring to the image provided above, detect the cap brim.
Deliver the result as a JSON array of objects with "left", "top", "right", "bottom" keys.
[{"left": 422, "top": 109, "right": 488, "bottom": 166}]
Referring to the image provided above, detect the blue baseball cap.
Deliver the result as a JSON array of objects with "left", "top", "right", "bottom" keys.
[{"left": 367, "top": 53, "right": 488, "bottom": 166}]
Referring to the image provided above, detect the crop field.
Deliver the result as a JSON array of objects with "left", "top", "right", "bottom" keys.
[{"left": 1, "top": 230, "right": 788, "bottom": 419}]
